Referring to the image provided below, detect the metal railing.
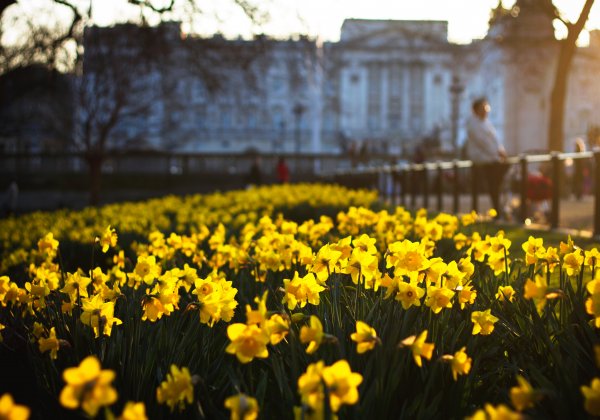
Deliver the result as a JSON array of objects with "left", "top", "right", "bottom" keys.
[
  {"left": 0, "top": 151, "right": 398, "bottom": 177},
  {"left": 2, "top": 150, "right": 599, "bottom": 236},
  {"left": 321, "top": 150, "right": 600, "bottom": 237}
]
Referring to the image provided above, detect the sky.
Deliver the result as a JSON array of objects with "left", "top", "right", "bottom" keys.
[
  {"left": 87, "top": 0, "right": 600, "bottom": 43},
  {"left": 5, "top": 0, "right": 600, "bottom": 44}
]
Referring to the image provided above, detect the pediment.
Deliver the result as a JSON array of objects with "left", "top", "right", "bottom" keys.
[{"left": 339, "top": 27, "right": 451, "bottom": 51}]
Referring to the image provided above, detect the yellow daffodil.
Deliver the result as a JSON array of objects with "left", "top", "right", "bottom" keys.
[
  {"left": 400, "top": 330, "right": 435, "bottom": 367},
  {"left": 282, "top": 272, "right": 324, "bottom": 310},
  {"left": 425, "top": 285, "right": 454, "bottom": 314},
  {"left": 309, "top": 245, "right": 342, "bottom": 283},
  {"left": 454, "top": 232, "right": 469, "bottom": 250},
  {"left": 586, "top": 279, "right": 600, "bottom": 327},
  {"left": 141, "top": 296, "right": 167, "bottom": 322},
  {"left": 0, "top": 393, "right": 30, "bottom": 420},
  {"left": 226, "top": 323, "right": 270, "bottom": 363},
  {"left": 352, "top": 234, "right": 377, "bottom": 255},
  {"left": 60, "top": 271, "right": 91, "bottom": 302},
  {"left": 297, "top": 361, "right": 325, "bottom": 410},
  {"left": 510, "top": 375, "right": 541, "bottom": 411},
  {"left": 524, "top": 275, "right": 550, "bottom": 313},
  {"left": 38, "top": 327, "right": 60, "bottom": 359},
  {"left": 496, "top": 285, "right": 516, "bottom": 303},
  {"left": 457, "top": 283, "right": 477, "bottom": 309},
  {"left": 37, "top": 232, "right": 59, "bottom": 259},
  {"left": 266, "top": 314, "right": 290, "bottom": 345},
  {"left": 297, "top": 360, "right": 362, "bottom": 413},
  {"left": 0, "top": 276, "right": 13, "bottom": 306},
  {"left": 59, "top": 356, "right": 117, "bottom": 417},
  {"left": 487, "top": 252, "right": 510, "bottom": 276},
  {"left": 133, "top": 255, "right": 161, "bottom": 285},
  {"left": 581, "top": 377, "right": 600, "bottom": 416},
  {"left": 559, "top": 236, "right": 575, "bottom": 255},
  {"left": 80, "top": 294, "right": 122, "bottom": 337},
  {"left": 99, "top": 225, "right": 117, "bottom": 253},
  {"left": 441, "top": 347, "right": 472, "bottom": 381},
  {"left": 468, "top": 403, "right": 523, "bottom": 420},
  {"left": 461, "top": 210, "right": 478, "bottom": 226},
  {"left": 585, "top": 248, "right": 600, "bottom": 270},
  {"left": 192, "top": 275, "right": 238, "bottom": 326},
  {"left": 396, "top": 281, "right": 425, "bottom": 309},
  {"left": 564, "top": 250, "right": 584, "bottom": 277},
  {"left": 156, "top": 365, "right": 194, "bottom": 412},
  {"left": 342, "top": 251, "right": 377, "bottom": 286},
  {"left": 471, "top": 309, "right": 499, "bottom": 335},
  {"left": 522, "top": 236, "right": 545, "bottom": 266},
  {"left": 300, "top": 316, "right": 324, "bottom": 354},
  {"left": 113, "top": 249, "right": 126, "bottom": 269},
  {"left": 350, "top": 321, "right": 379, "bottom": 354},
  {"left": 224, "top": 393, "right": 259, "bottom": 420},
  {"left": 118, "top": 401, "right": 148, "bottom": 420},
  {"left": 321, "top": 360, "right": 363, "bottom": 412}
]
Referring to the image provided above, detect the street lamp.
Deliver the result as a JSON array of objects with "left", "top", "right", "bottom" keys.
[
  {"left": 293, "top": 103, "right": 306, "bottom": 154},
  {"left": 273, "top": 120, "right": 285, "bottom": 152},
  {"left": 449, "top": 75, "right": 464, "bottom": 158}
]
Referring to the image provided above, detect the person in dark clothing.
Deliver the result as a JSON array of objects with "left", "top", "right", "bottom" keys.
[{"left": 246, "top": 156, "right": 263, "bottom": 186}]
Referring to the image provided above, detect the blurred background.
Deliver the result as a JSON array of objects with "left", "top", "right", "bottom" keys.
[{"left": 1, "top": 0, "right": 600, "bottom": 211}]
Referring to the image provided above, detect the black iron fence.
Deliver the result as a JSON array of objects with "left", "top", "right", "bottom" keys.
[
  {"left": 0, "top": 150, "right": 395, "bottom": 190},
  {"left": 3, "top": 150, "right": 599, "bottom": 236},
  {"left": 323, "top": 150, "right": 600, "bottom": 237}
]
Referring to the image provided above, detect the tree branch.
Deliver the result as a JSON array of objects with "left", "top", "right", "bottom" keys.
[
  {"left": 0, "top": 0, "right": 16, "bottom": 19},
  {"left": 126, "top": 0, "right": 175, "bottom": 14}
]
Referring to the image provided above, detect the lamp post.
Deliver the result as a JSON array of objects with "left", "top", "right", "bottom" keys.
[
  {"left": 449, "top": 75, "right": 464, "bottom": 158},
  {"left": 273, "top": 120, "right": 285, "bottom": 152},
  {"left": 293, "top": 103, "right": 306, "bottom": 154}
]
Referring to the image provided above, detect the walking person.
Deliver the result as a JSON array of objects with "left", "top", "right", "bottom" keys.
[
  {"left": 465, "top": 97, "right": 507, "bottom": 218},
  {"left": 276, "top": 156, "right": 290, "bottom": 183},
  {"left": 246, "top": 156, "right": 263, "bottom": 187},
  {"left": 4, "top": 179, "right": 18, "bottom": 217}
]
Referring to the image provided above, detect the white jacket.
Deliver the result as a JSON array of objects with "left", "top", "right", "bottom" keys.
[{"left": 466, "top": 115, "right": 504, "bottom": 163}]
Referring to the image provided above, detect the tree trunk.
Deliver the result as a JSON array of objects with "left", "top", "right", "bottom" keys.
[
  {"left": 548, "top": 0, "right": 595, "bottom": 152},
  {"left": 548, "top": 40, "right": 576, "bottom": 152},
  {"left": 87, "top": 154, "right": 103, "bottom": 206}
]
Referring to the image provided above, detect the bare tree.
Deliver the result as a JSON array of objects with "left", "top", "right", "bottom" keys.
[
  {"left": 547, "top": 0, "right": 595, "bottom": 151},
  {"left": 0, "top": 0, "right": 269, "bottom": 73},
  {"left": 1, "top": 0, "right": 270, "bottom": 205},
  {"left": 76, "top": 24, "right": 178, "bottom": 204},
  {"left": 0, "top": 0, "right": 83, "bottom": 73}
]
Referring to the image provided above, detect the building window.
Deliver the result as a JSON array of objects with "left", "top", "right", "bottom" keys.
[
  {"left": 246, "top": 106, "right": 258, "bottom": 128},
  {"left": 220, "top": 106, "right": 233, "bottom": 128},
  {"left": 197, "top": 105, "right": 207, "bottom": 129},
  {"left": 409, "top": 63, "right": 424, "bottom": 129},
  {"left": 367, "top": 63, "right": 381, "bottom": 130},
  {"left": 388, "top": 63, "right": 403, "bottom": 129},
  {"left": 271, "top": 106, "right": 284, "bottom": 129},
  {"left": 270, "top": 72, "right": 287, "bottom": 96}
]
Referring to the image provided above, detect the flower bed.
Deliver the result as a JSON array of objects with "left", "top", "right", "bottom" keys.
[{"left": 1, "top": 184, "right": 599, "bottom": 419}]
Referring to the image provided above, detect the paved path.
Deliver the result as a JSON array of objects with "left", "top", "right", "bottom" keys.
[{"left": 386, "top": 193, "right": 595, "bottom": 234}]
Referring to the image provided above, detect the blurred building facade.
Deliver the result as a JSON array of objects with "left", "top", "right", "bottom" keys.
[
  {"left": 477, "top": 0, "right": 600, "bottom": 155},
  {"left": 77, "top": 0, "right": 600, "bottom": 156},
  {"left": 0, "top": 65, "right": 74, "bottom": 153}
]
